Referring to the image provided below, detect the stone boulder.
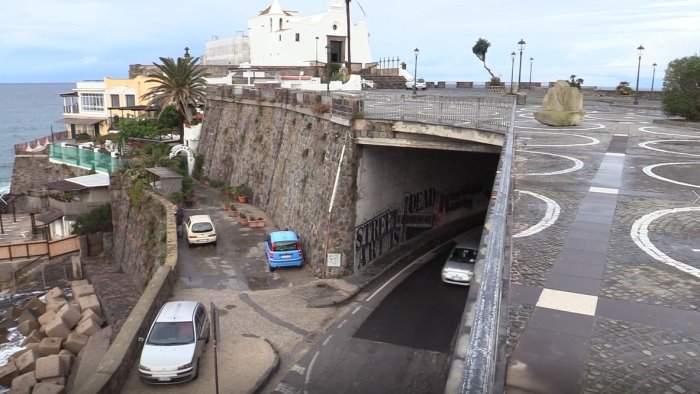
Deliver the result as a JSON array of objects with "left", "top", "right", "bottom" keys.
[
  {"left": 534, "top": 80, "right": 585, "bottom": 126},
  {"left": 11, "top": 371, "right": 37, "bottom": 393},
  {"left": 0, "top": 362, "right": 19, "bottom": 387}
]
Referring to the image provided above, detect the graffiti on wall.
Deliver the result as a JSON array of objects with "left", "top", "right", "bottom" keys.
[{"left": 354, "top": 209, "right": 400, "bottom": 271}]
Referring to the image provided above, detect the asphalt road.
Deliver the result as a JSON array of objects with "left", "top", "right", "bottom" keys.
[{"left": 274, "top": 240, "right": 470, "bottom": 394}]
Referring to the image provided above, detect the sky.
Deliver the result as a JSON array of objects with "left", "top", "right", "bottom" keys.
[{"left": 1, "top": 0, "right": 699, "bottom": 88}]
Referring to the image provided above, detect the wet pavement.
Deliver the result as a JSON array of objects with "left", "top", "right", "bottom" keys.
[{"left": 507, "top": 98, "right": 700, "bottom": 393}]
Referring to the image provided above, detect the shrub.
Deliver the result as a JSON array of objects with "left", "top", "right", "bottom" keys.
[
  {"left": 569, "top": 75, "right": 584, "bottom": 89},
  {"left": 661, "top": 55, "right": 700, "bottom": 121},
  {"left": 72, "top": 204, "right": 112, "bottom": 235},
  {"left": 616, "top": 81, "right": 633, "bottom": 95},
  {"left": 311, "top": 103, "right": 331, "bottom": 114}
]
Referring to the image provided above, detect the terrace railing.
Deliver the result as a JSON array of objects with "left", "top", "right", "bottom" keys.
[
  {"left": 49, "top": 144, "right": 121, "bottom": 174},
  {"left": 360, "top": 94, "right": 513, "bottom": 133}
]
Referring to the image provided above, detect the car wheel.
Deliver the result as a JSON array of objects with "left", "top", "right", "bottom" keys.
[
  {"left": 188, "top": 242, "right": 192, "bottom": 248},
  {"left": 194, "top": 359, "right": 199, "bottom": 380},
  {"left": 269, "top": 266, "right": 275, "bottom": 272}
]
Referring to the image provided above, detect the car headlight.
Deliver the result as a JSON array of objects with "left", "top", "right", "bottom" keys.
[
  {"left": 178, "top": 362, "right": 193, "bottom": 370},
  {"left": 139, "top": 364, "right": 151, "bottom": 371}
]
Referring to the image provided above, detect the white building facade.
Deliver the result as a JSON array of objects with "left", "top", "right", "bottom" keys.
[{"left": 204, "top": 0, "right": 372, "bottom": 69}]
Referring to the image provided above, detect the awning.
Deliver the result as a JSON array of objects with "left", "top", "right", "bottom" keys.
[
  {"left": 55, "top": 117, "right": 106, "bottom": 125},
  {"left": 45, "top": 180, "right": 86, "bottom": 192},
  {"left": 36, "top": 208, "right": 64, "bottom": 225}
]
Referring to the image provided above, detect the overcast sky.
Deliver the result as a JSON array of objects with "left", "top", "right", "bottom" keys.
[{"left": 1, "top": 0, "right": 698, "bottom": 88}]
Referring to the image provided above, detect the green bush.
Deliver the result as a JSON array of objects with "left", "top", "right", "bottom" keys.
[
  {"left": 616, "top": 81, "right": 633, "bottom": 95},
  {"left": 72, "top": 204, "right": 112, "bottom": 235},
  {"left": 661, "top": 55, "right": 700, "bottom": 121}
]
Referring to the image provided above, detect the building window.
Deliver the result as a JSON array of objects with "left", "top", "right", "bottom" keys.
[
  {"left": 279, "top": 34, "right": 281, "bottom": 41},
  {"left": 125, "top": 94, "right": 135, "bottom": 107},
  {"left": 81, "top": 93, "right": 104, "bottom": 112},
  {"left": 269, "top": 18, "right": 273, "bottom": 32},
  {"left": 295, "top": 33, "right": 300, "bottom": 42},
  {"left": 279, "top": 17, "right": 283, "bottom": 30},
  {"left": 333, "top": 24, "right": 338, "bottom": 30},
  {"left": 110, "top": 94, "right": 119, "bottom": 108}
]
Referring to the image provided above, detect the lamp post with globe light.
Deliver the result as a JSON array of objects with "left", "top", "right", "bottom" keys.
[
  {"left": 516, "top": 39, "right": 526, "bottom": 92},
  {"left": 651, "top": 62, "right": 658, "bottom": 92},
  {"left": 413, "top": 48, "right": 419, "bottom": 95},
  {"left": 529, "top": 57, "right": 534, "bottom": 89},
  {"left": 510, "top": 52, "right": 516, "bottom": 94},
  {"left": 634, "top": 44, "right": 644, "bottom": 105}
]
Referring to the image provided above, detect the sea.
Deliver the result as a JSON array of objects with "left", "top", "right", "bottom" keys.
[
  {"left": 0, "top": 83, "right": 73, "bottom": 195},
  {"left": 0, "top": 83, "right": 72, "bottom": 374}
]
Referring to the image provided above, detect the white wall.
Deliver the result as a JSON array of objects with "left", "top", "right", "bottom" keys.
[{"left": 248, "top": 1, "right": 372, "bottom": 67}]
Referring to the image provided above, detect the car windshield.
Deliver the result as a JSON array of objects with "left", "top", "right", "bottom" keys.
[
  {"left": 273, "top": 241, "right": 297, "bottom": 251},
  {"left": 191, "top": 222, "right": 213, "bottom": 233},
  {"left": 147, "top": 322, "right": 195, "bottom": 345},
  {"left": 450, "top": 248, "right": 477, "bottom": 263}
]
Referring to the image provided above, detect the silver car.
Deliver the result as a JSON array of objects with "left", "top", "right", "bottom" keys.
[
  {"left": 138, "top": 301, "right": 210, "bottom": 384},
  {"left": 441, "top": 241, "right": 478, "bottom": 286}
]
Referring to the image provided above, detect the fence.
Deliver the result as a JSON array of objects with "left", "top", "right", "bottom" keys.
[
  {"left": 48, "top": 144, "right": 120, "bottom": 174},
  {"left": 360, "top": 94, "right": 513, "bottom": 133},
  {"left": 0, "top": 236, "right": 80, "bottom": 262}
]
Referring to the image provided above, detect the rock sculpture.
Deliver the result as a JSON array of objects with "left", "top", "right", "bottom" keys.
[{"left": 534, "top": 80, "right": 585, "bottom": 126}]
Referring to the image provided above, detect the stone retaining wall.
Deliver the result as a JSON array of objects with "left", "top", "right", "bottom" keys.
[{"left": 199, "top": 90, "right": 358, "bottom": 276}]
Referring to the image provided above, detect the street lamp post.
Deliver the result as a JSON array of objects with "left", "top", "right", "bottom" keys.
[
  {"left": 651, "top": 62, "right": 657, "bottom": 92},
  {"left": 413, "top": 48, "right": 419, "bottom": 95},
  {"left": 510, "top": 52, "right": 516, "bottom": 94},
  {"left": 529, "top": 57, "right": 534, "bottom": 89},
  {"left": 315, "top": 37, "right": 319, "bottom": 77},
  {"left": 517, "top": 39, "right": 526, "bottom": 92},
  {"left": 325, "top": 45, "right": 330, "bottom": 92},
  {"left": 634, "top": 44, "right": 644, "bottom": 105}
]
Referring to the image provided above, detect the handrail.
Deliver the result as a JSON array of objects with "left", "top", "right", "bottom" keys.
[{"left": 445, "top": 96, "right": 516, "bottom": 393}]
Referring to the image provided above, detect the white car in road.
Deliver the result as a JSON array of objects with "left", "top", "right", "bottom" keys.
[{"left": 405, "top": 78, "right": 427, "bottom": 90}]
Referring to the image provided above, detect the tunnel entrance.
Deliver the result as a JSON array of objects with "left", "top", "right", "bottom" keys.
[{"left": 353, "top": 145, "right": 500, "bottom": 272}]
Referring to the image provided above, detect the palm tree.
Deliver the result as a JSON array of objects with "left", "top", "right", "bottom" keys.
[{"left": 141, "top": 55, "right": 208, "bottom": 144}]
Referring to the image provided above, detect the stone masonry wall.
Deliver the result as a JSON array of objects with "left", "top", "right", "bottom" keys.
[
  {"left": 109, "top": 173, "right": 171, "bottom": 291},
  {"left": 198, "top": 90, "right": 358, "bottom": 277},
  {"left": 10, "top": 155, "right": 91, "bottom": 212}
]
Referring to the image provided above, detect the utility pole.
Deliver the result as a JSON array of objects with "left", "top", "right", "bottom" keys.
[{"left": 345, "top": 0, "right": 352, "bottom": 71}]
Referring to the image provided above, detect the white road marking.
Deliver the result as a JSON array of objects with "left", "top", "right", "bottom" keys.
[
  {"left": 276, "top": 382, "right": 299, "bottom": 394},
  {"left": 516, "top": 123, "right": 606, "bottom": 132},
  {"left": 322, "top": 335, "right": 333, "bottom": 346},
  {"left": 631, "top": 207, "right": 700, "bottom": 279},
  {"left": 351, "top": 306, "right": 362, "bottom": 315},
  {"left": 365, "top": 243, "right": 445, "bottom": 302},
  {"left": 693, "top": 249, "right": 700, "bottom": 252},
  {"left": 613, "top": 134, "right": 628, "bottom": 137},
  {"left": 590, "top": 187, "right": 618, "bottom": 194},
  {"left": 639, "top": 140, "right": 700, "bottom": 157},
  {"left": 291, "top": 364, "right": 306, "bottom": 375},
  {"left": 643, "top": 162, "right": 700, "bottom": 189},
  {"left": 518, "top": 131, "right": 601, "bottom": 147},
  {"left": 304, "top": 351, "right": 320, "bottom": 392},
  {"left": 337, "top": 319, "right": 348, "bottom": 329},
  {"left": 518, "top": 151, "right": 584, "bottom": 176},
  {"left": 605, "top": 152, "right": 626, "bottom": 157},
  {"left": 640, "top": 126, "right": 700, "bottom": 138},
  {"left": 513, "top": 191, "right": 560, "bottom": 238}
]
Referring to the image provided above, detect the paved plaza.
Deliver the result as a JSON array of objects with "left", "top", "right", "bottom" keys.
[{"left": 506, "top": 98, "right": 700, "bottom": 393}]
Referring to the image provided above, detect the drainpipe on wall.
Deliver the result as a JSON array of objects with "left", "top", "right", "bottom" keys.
[{"left": 322, "top": 139, "right": 347, "bottom": 279}]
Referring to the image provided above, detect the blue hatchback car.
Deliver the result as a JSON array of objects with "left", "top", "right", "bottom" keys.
[{"left": 264, "top": 231, "right": 304, "bottom": 270}]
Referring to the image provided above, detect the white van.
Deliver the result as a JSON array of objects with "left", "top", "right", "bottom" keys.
[{"left": 138, "top": 301, "right": 210, "bottom": 384}]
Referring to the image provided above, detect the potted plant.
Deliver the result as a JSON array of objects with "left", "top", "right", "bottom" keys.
[
  {"left": 238, "top": 212, "right": 249, "bottom": 225},
  {"left": 221, "top": 198, "right": 231, "bottom": 210},
  {"left": 248, "top": 216, "right": 265, "bottom": 228},
  {"left": 233, "top": 183, "right": 252, "bottom": 203},
  {"left": 228, "top": 203, "right": 239, "bottom": 218}
]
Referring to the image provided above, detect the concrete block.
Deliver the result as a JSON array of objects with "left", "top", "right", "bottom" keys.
[
  {"left": 21, "top": 329, "right": 45, "bottom": 345},
  {"left": 39, "top": 324, "right": 47, "bottom": 335},
  {"left": 11, "top": 371, "right": 37, "bottom": 394},
  {"left": 63, "top": 332, "right": 88, "bottom": 355},
  {"left": 75, "top": 317, "right": 100, "bottom": 337},
  {"left": 38, "top": 337, "right": 63, "bottom": 357},
  {"left": 44, "top": 318, "right": 70, "bottom": 339},
  {"left": 33, "top": 381, "right": 66, "bottom": 393},
  {"left": 35, "top": 355, "right": 67, "bottom": 379},
  {"left": 15, "top": 348, "right": 38, "bottom": 374},
  {"left": 78, "top": 308, "right": 103, "bottom": 326},
  {"left": 46, "top": 287, "right": 64, "bottom": 299},
  {"left": 57, "top": 350, "right": 75, "bottom": 370},
  {"left": 17, "top": 319, "right": 40, "bottom": 337},
  {"left": 72, "top": 284, "right": 94, "bottom": 299},
  {"left": 34, "top": 381, "right": 66, "bottom": 393},
  {"left": 24, "top": 297, "right": 47, "bottom": 316},
  {"left": 38, "top": 310, "right": 56, "bottom": 326},
  {"left": 67, "top": 300, "right": 81, "bottom": 313},
  {"left": 45, "top": 297, "right": 67, "bottom": 314},
  {"left": 78, "top": 294, "right": 101, "bottom": 317},
  {"left": 17, "top": 309, "right": 37, "bottom": 327},
  {"left": 70, "top": 279, "right": 89, "bottom": 296},
  {"left": 0, "top": 361, "right": 18, "bottom": 387},
  {"left": 56, "top": 304, "right": 81, "bottom": 329}
]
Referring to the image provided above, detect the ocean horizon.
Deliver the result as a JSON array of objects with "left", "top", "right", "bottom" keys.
[{"left": 0, "top": 82, "right": 72, "bottom": 194}]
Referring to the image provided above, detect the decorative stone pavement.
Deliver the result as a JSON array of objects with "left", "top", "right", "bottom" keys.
[{"left": 506, "top": 101, "right": 700, "bottom": 393}]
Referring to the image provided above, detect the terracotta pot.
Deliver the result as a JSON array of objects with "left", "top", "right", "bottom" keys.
[
  {"left": 236, "top": 196, "right": 247, "bottom": 203},
  {"left": 238, "top": 217, "right": 249, "bottom": 225},
  {"left": 248, "top": 219, "right": 265, "bottom": 228}
]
